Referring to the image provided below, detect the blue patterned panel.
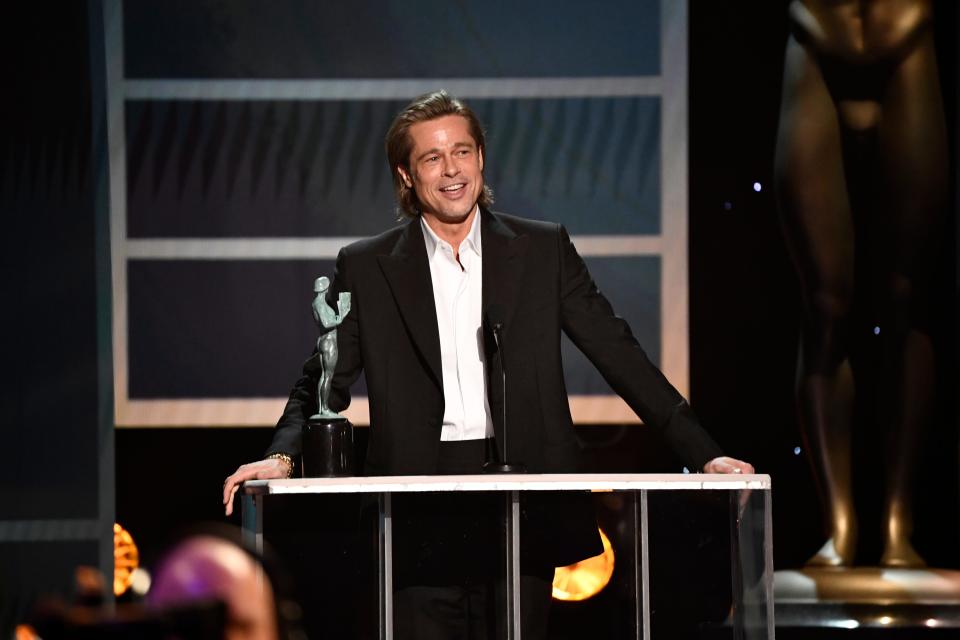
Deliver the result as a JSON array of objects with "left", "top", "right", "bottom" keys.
[
  {"left": 125, "top": 97, "right": 659, "bottom": 237},
  {"left": 125, "top": 0, "right": 659, "bottom": 79},
  {"left": 127, "top": 257, "right": 656, "bottom": 400},
  {"left": 561, "top": 256, "right": 660, "bottom": 395},
  {"left": 476, "top": 98, "right": 660, "bottom": 235},
  {"left": 127, "top": 259, "right": 366, "bottom": 398},
  {"left": 125, "top": 100, "right": 404, "bottom": 238}
]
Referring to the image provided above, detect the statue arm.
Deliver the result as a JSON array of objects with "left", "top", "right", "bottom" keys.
[
  {"left": 317, "top": 292, "right": 352, "bottom": 329},
  {"left": 335, "top": 292, "right": 351, "bottom": 324}
]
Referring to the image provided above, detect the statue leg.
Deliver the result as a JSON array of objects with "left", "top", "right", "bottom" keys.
[
  {"left": 319, "top": 355, "right": 338, "bottom": 415},
  {"left": 874, "top": 31, "right": 946, "bottom": 568},
  {"left": 318, "top": 335, "right": 339, "bottom": 416},
  {"left": 315, "top": 338, "right": 326, "bottom": 415},
  {"left": 318, "top": 367, "right": 330, "bottom": 415},
  {"left": 775, "top": 36, "right": 857, "bottom": 566}
]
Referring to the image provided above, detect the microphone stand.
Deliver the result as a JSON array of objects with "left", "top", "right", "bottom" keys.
[{"left": 484, "top": 321, "right": 526, "bottom": 474}]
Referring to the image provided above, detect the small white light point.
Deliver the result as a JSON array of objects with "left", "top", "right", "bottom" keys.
[
  {"left": 793, "top": 446, "right": 801, "bottom": 455},
  {"left": 752, "top": 182, "right": 762, "bottom": 192},
  {"left": 873, "top": 326, "right": 881, "bottom": 335},
  {"left": 130, "top": 568, "right": 151, "bottom": 596}
]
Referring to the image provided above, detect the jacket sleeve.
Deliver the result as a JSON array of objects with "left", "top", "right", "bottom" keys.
[
  {"left": 556, "top": 224, "right": 723, "bottom": 471},
  {"left": 266, "top": 248, "right": 364, "bottom": 457}
]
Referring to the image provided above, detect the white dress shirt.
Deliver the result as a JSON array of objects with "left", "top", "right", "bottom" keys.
[{"left": 421, "top": 210, "right": 494, "bottom": 441}]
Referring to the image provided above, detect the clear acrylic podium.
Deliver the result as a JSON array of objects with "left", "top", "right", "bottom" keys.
[{"left": 243, "top": 474, "right": 774, "bottom": 639}]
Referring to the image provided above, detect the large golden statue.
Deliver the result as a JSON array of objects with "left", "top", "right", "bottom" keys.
[{"left": 774, "top": 0, "right": 946, "bottom": 568}]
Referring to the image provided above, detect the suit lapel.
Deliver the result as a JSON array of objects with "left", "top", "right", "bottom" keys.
[
  {"left": 481, "top": 210, "right": 528, "bottom": 459},
  {"left": 377, "top": 219, "right": 443, "bottom": 387},
  {"left": 481, "top": 209, "right": 528, "bottom": 333},
  {"left": 374, "top": 211, "right": 528, "bottom": 405}
]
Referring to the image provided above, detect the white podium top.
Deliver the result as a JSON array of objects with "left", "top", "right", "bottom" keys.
[{"left": 243, "top": 473, "right": 771, "bottom": 495}]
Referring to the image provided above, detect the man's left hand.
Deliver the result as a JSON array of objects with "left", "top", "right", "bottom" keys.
[{"left": 702, "top": 456, "right": 755, "bottom": 475}]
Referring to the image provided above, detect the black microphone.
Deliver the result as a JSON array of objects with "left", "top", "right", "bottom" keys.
[
  {"left": 484, "top": 303, "right": 505, "bottom": 363},
  {"left": 483, "top": 304, "right": 526, "bottom": 473}
]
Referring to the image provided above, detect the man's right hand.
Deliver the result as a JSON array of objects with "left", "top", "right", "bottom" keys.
[{"left": 222, "top": 458, "right": 292, "bottom": 516}]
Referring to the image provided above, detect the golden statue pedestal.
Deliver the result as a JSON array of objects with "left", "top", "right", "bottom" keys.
[{"left": 775, "top": 567, "right": 960, "bottom": 631}]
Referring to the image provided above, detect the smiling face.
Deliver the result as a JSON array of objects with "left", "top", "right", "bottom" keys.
[{"left": 396, "top": 115, "right": 484, "bottom": 225}]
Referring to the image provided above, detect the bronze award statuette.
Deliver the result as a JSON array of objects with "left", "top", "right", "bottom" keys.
[{"left": 302, "top": 276, "right": 354, "bottom": 478}]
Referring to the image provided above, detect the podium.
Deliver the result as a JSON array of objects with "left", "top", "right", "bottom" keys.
[{"left": 243, "top": 474, "right": 774, "bottom": 639}]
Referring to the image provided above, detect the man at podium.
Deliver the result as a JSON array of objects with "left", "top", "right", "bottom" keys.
[{"left": 224, "top": 91, "right": 753, "bottom": 639}]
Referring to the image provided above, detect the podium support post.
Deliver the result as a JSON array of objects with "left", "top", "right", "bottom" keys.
[
  {"left": 378, "top": 492, "right": 394, "bottom": 640},
  {"left": 241, "top": 493, "right": 263, "bottom": 554},
  {"left": 639, "top": 489, "right": 650, "bottom": 640},
  {"left": 503, "top": 490, "right": 522, "bottom": 639}
]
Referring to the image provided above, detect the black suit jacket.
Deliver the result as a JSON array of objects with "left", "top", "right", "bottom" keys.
[{"left": 267, "top": 209, "right": 723, "bottom": 565}]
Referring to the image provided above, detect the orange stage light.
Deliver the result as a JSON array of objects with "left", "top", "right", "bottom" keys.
[
  {"left": 552, "top": 527, "right": 615, "bottom": 601},
  {"left": 14, "top": 625, "right": 38, "bottom": 640},
  {"left": 113, "top": 522, "right": 140, "bottom": 597}
]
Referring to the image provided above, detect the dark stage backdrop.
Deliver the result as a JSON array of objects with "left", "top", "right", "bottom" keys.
[
  {"left": 113, "top": 0, "right": 959, "bottom": 608},
  {"left": 112, "top": 2, "right": 957, "bottom": 638},
  {"left": 0, "top": 3, "right": 114, "bottom": 636},
  {"left": 1, "top": 1, "right": 956, "bottom": 638}
]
